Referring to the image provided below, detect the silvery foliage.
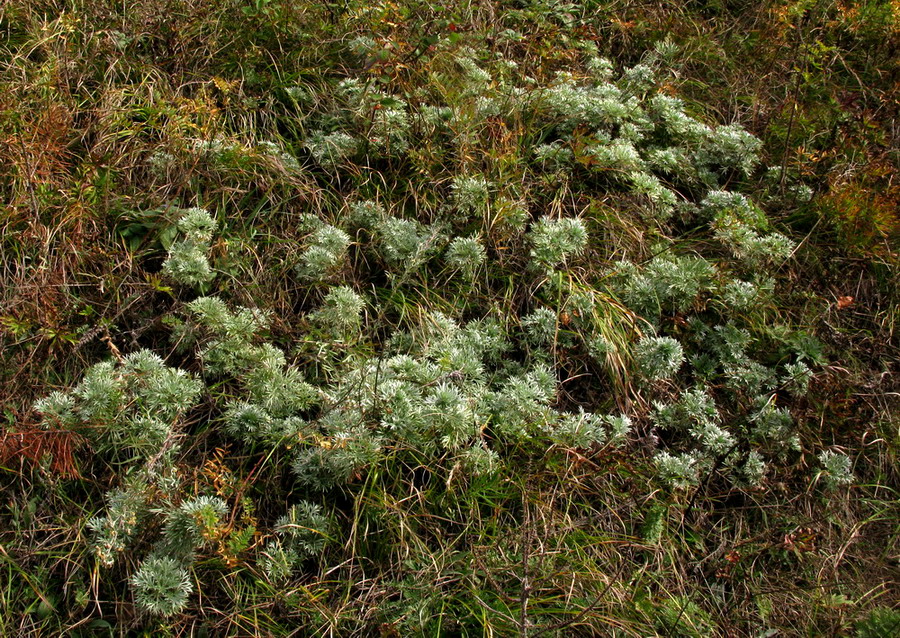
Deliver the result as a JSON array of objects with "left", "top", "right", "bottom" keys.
[
  {"left": 295, "top": 216, "right": 350, "bottom": 281},
  {"left": 284, "top": 307, "right": 629, "bottom": 490},
  {"left": 648, "top": 310, "right": 818, "bottom": 489},
  {"left": 304, "top": 131, "right": 359, "bottom": 169},
  {"left": 90, "top": 487, "right": 228, "bottom": 614},
  {"left": 702, "top": 191, "right": 795, "bottom": 267},
  {"left": 309, "top": 286, "right": 366, "bottom": 339},
  {"left": 445, "top": 236, "right": 486, "bottom": 279},
  {"left": 368, "top": 104, "right": 411, "bottom": 154},
  {"left": 690, "top": 321, "right": 778, "bottom": 396},
  {"left": 818, "top": 450, "right": 854, "bottom": 490},
  {"left": 42, "top": 350, "right": 208, "bottom": 571},
  {"left": 536, "top": 59, "right": 762, "bottom": 191},
  {"left": 528, "top": 216, "right": 588, "bottom": 270},
  {"left": 521, "top": 307, "right": 558, "bottom": 346},
  {"left": 750, "top": 398, "right": 800, "bottom": 457},
  {"left": 148, "top": 150, "right": 177, "bottom": 177},
  {"left": 722, "top": 279, "right": 760, "bottom": 311},
  {"left": 88, "top": 479, "right": 151, "bottom": 567},
  {"left": 190, "top": 137, "right": 245, "bottom": 167},
  {"left": 349, "top": 199, "right": 386, "bottom": 228},
  {"left": 154, "top": 495, "right": 228, "bottom": 561},
  {"left": 131, "top": 557, "right": 193, "bottom": 617},
  {"left": 261, "top": 501, "right": 331, "bottom": 581},
  {"left": 456, "top": 49, "right": 493, "bottom": 90},
  {"left": 304, "top": 77, "right": 411, "bottom": 163},
  {"left": 782, "top": 361, "right": 813, "bottom": 397},
  {"left": 162, "top": 207, "right": 217, "bottom": 287},
  {"left": 634, "top": 335, "right": 684, "bottom": 381},
  {"left": 187, "top": 297, "right": 318, "bottom": 418},
  {"left": 552, "top": 409, "right": 632, "bottom": 448},
  {"left": 534, "top": 141, "right": 574, "bottom": 172},
  {"left": 377, "top": 215, "right": 442, "bottom": 272},
  {"left": 459, "top": 445, "right": 501, "bottom": 477},
  {"left": 654, "top": 387, "right": 735, "bottom": 457},
  {"left": 418, "top": 104, "right": 454, "bottom": 133},
  {"left": 587, "top": 333, "right": 617, "bottom": 362},
  {"left": 733, "top": 450, "right": 767, "bottom": 488},
  {"left": 608, "top": 253, "right": 715, "bottom": 320},
  {"left": 33, "top": 349, "right": 202, "bottom": 460},
  {"left": 655, "top": 451, "right": 701, "bottom": 489},
  {"left": 451, "top": 175, "right": 492, "bottom": 216},
  {"left": 629, "top": 169, "right": 678, "bottom": 215},
  {"left": 713, "top": 213, "right": 795, "bottom": 267},
  {"left": 541, "top": 71, "right": 644, "bottom": 133}
]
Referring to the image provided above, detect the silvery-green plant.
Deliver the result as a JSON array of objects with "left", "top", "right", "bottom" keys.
[
  {"left": 818, "top": 450, "right": 854, "bottom": 490},
  {"left": 458, "top": 445, "right": 500, "bottom": 477},
  {"left": 587, "top": 333, "right": 617, "bottom": 362},
  {"left": 634, "top": 335, "right": 684, "bottom": 381},
  {"left": 645, "top": 146, "right": 689, "bottom": 176},
  {"left": 700, "top": 190, "right": 768, "bottom": 227},
  {"left": 445, "top": 236, "right": 486, "bottom": 279},
  {"left": 585, "top": 55, "right": 615, "bottom": 80},
  {"left": 88, "top": 479, "right": 151, "bottom": 567},
  {"left": 418, "top": 105, "right": 454, "bottom": 133},
  {"left": 700, "top": 124, "right": 763, "bottom": 177},
  {"left": 732, "top": 450, "right": 767, "bottom": 488},
  {"left": 528, "top": 216, "right": 588, "bottom": 270},
  {"left": 451, "top": 175, "right": 492, "bottom": 216},
  {"left": 131, "top": 557, "right": 193, "bottom": 617},
  {"left": 377, "top": 216, "right": 438, "bottom": 271},
  {"left": 655, "top": 451, "right": 701, "bottom": 489},
  {"left": 310, "top": 286, "right": 365, "bottom": 339},
  {"left": 628, "top": 170, "right": 678, "bottom": 216},
  {"left": 551, "top": 409, "right": 632, "bottom": 449},
  {"left": 750, "top": 398, "right": 800, "bottom": 457},
  {"left": 291, "top": 429, "right": 382, "bottom": 491},
  {"left": 782, "top": 361, "right": 813, "bottom": 397},
  {"left": 349, "top": 199, "right": 386, "bottom": 227},
  {"left": 261, "top": 500, "right": 332, "bottom": 581},
  {"left": 256, "top": 140, "right": 300, "bottom": 172},
  {"left": 369, "top": 105, "right": 411, "bottom": 153},
  {"left": 425, "top": 382, "right": 478, "bottom": 449},
  {"left": 305, "top": 130, "right": 358, "bottom": 169},
  {"left": 610, "top": 254, "right": 715, "bottom": 319},
  {"left": 621, "top": 63, "right": 656, "bottom": 95},
  {"left": 487, "top": 364, "right": 557, "bottom": 439},
  {"left": 541, "top": 73, "right": 637, "bottom": 130},
  {"left": 223, "top": 401, "right": 273, "bottom": 442},
  {"left": 155, "top": 496, "right": 228, "bottom": 560},
  {"left": 296, "top": 224, "right": 350, "bottom": 281},
  {"left": 521, "top": 307, "right": 558, "bottom": 347},
  {"left": 190, "top": 137, "right": 245, "bottom": 166},
  {"left": 533, "top": 141, "right": 574, "bottom": 172},
  {"left": 283, "top": 85, "right": 310, "bottom": 104},
  {"left": 33, "top": 349, "right": 203, "bottom": 461},
  {"left": 722, "top": 279, "right": 760, "bottom": 311},
  {"left": 275, "top": 501, "right": 331, "bottom": 557},
  {"left": 260, "top": 542, "right": 300, "bottom": 583},
  {"left": 187, "top": 296, "right": 273, "bottom": 377},
  {"left": 584, "top": 137, "right": 643, "bottom": 172},
  {"left": 652, "top": 386, "right": 735, "bottom": 458},
  {"left": 148, "top": 150, "right": 177, "bottom": 177},
  {"left": 162, "top": 207, "right": 217, "bottom": 287},
  {"left": 456, "top": 52, "right": 493, "bottom": 90},
  {"left": 713, "top": 215, "right": 795, "bottom": 267}
]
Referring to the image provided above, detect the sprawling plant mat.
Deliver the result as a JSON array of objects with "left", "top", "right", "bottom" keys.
[{"left": 1, "top": 1, "right": 898, "bottom": 635}]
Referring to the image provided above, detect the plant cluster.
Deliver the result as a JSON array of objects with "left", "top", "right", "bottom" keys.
[{"left": 5, "top": 1, "right": 897, "bottom": 634}]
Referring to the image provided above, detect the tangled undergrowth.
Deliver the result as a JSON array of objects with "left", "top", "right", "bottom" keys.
[{"left": 1, "top": 1, "right": 898, "bottom": 636}]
